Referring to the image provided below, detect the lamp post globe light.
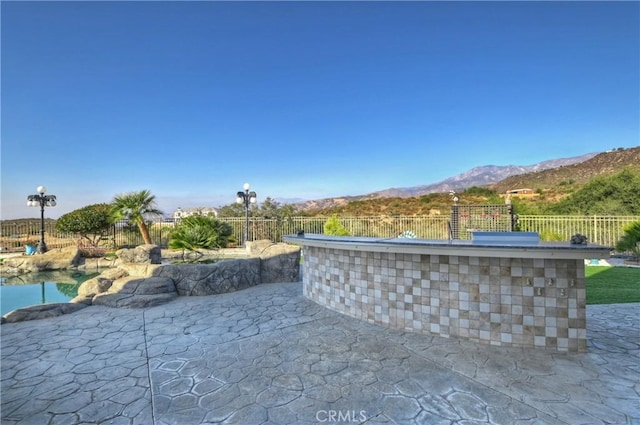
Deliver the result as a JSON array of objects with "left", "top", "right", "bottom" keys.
[
  {"left": 27, "top": 186, "right": 57, "bottom": 253},
  {"left": 236, "top": 183, "right": 257, "bottom": 246}
]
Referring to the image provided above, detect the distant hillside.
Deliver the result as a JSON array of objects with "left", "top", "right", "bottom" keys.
[
  {"left": 299, "top": 146, "right": 639, "bottom": 216},
  {"left": 490, "top": 146, "right": 640, "bottom": 196},
  {"left": 367, "top": 153, "right": 597, "bottom": 198},
  {"left": 297, "top": 150, "right": 598, "bottom": 212}
]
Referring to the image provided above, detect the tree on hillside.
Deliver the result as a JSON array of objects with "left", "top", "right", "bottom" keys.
[
  {"left": 55, "top": 203, "right": 112, "bottom": 247},
  {"left": 217, "top": 202, "right": 247, "bottom": 217},
  {"left": 257, "top": 197, "right": 282, "bottom": 218},
  {"left": 548, "top": 169, "right": 640, "bottom": 215},
  {"left": 509, "top": 198, "right": 547, "bottom": 215},
  {"left": 463, "top": 187, "right": 497, "bottom": 197},
  {"left": 217, "top": 197, "right": 299, "bottom": 218},
  {"left": 110, "top": 190, "right": 163, "bottom": 245},
  {"left": 258, "top": 197, "right": 298, "bottom": 219}
]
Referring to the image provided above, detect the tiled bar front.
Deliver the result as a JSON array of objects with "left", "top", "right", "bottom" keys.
[{"left": 298, "top": 243, "right": 597, "bottom": 352}]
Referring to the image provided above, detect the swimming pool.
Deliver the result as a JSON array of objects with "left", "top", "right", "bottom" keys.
[{"left": 0, "top": 270, "right": 101, "bottom": 316}]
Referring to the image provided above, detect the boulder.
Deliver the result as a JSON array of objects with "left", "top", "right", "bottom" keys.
[
  {"left": 118, "top": 263, "right": 162, "bottom": 278},
  {"left": 2, "top": 245, "right": 302, "bottom": 323},
  {"left": 69, "top": 294, "right": 94, "bottom": 305},
  {"left": 0, "top": 246, "right": 81, "bottom": 274},
  {"left": 1, "top": 303, "right": 88, "bottom": 324},
  {"left": 108, "top": 276, "right": 176, "bottom": 295},
  {"left": 161, "top": 247, "right": 249, "bottom": 262},
  {"left": 154, "top": 258, "right": 261, "bottom": 296},
  {"left": 116, "top": 244, "right": 161, "bottom": 264},
  {"left": 78, "top": 256, "right": 118, "bottom": 270},
  {"left": 100, "top": 267, "right": 131, "bottom": 280},
  {"left": 76, "top": 267, "right": 129, "bottom": 298},
  {"left": 92, "top": 276, "right": 177, "bottom": 308},
  {"left": 259, "top": 243, "right": 301, "bottom": 283}
]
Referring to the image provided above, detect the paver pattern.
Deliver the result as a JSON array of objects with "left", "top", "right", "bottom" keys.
[{"left": 1, "top": 282, "right": 638, "bottom": 424}]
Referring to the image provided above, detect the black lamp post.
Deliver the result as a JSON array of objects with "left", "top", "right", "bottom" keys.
[
  {"left": 449, "top": 190, "right": 459, "bottom": 240},
  {"left": 236, "top": 183, "right": 257, "bottom": 246},
  {"left": 27, "top": 186, "right": 57, "bottom": 253}
]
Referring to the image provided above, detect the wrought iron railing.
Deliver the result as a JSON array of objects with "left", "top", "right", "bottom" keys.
[
  {"left": 1, "top": 215, "right": 638, "bottom": 253},
  {"left": 515, "top": 215, "right": 639, "bottom": 247}
]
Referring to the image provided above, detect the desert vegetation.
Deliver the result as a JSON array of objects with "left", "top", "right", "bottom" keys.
[{"left": 169, "top": 215, "right": 235, "bottom": 251}]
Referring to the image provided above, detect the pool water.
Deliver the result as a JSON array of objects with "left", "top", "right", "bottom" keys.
[{"left": 0, "top": 270, "right": 101, "bottom": 316}]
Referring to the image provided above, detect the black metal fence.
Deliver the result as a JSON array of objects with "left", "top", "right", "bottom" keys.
[{"left": 450, "top": 204, "right": 515, "bottom": 239}]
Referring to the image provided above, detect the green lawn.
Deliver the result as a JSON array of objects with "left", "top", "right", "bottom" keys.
[{"left": 586, "top": 266, "right": 640, "bottom": 304}]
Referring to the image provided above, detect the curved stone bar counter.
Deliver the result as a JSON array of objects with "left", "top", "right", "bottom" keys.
[{"left": 283, "top": 233, "right": 611, "bottom": 352}]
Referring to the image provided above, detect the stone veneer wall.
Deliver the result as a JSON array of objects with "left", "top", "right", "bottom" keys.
[{"left": 302, "top": 246, "right": 586, "bottom": 352}]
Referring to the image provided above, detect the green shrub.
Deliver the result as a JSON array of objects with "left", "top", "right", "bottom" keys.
[
  {"left": 548, "top": 169, "right": 640, "bottom": 215},
  {"left": 616, "top": 221, "right": 640, "bottom": 258},
  {"left": 55, "top": 203, "right": 113, "bottom": 247},
  {"left": 538, "top": 229, "right": 564, "bottom": 242},
  {"left": 169, "top": 215, "right": 235, "bottom": 251},
  {"left": 324, "top": 216, "right": 350, "bottom": 236}
]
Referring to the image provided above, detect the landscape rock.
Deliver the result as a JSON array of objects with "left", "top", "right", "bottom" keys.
[
  {"left": 69, "top": 295, "right": 94, "bottom": 305},
  {"left": 0, "top": 249, "right": 118, "bottom": 278},
  {"left": 91, "top": 276, "right": 177, "bottom": 308},
  {"left": 1, "top": 302, "right": 88, "bottom": 324},
  {"left": 79, "top": 256, "right": 118, "bottom": 270},
  {"left": 0, "top": 246, "right": 82, "bottom": 275},
  {"left": 259, "top": 243, "right": 301, "bottom": 283},
  {"left": 108, "top": 276, "right": 176, "bottom": 295},
  {"left": 92, "top": 293, "right": 177, "bottom": 308},
  {"left": 116, "top": 244, "right": 161, "bottom": 264},
  {"left": 2, "top": 243, "right": 302, "bottom": 323},
  {"left": 118, "top": 263, "right": 162, "bottom": 278},
  {"left": 161, "top": 247, "right": 249, "bottom": 262},
  {"left": 76, "top": 268, "right": 129, "bottom": 298},
  {"left": 100, "top": 267, "right": 131, "bottom": 280},
  {"left": 154, "top": 258, "right": 261, "bottom": 296}
]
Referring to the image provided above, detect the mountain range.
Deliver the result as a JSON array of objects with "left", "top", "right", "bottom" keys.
[
  {"left": 363, "top": 153, "right": 598, "bottom": 198},
  {"left": 296, "top": 147, "right": 639, "bottom": 212}
]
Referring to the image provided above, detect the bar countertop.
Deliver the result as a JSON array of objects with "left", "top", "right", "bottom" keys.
[{"left": 283, "top": 233, "right": 611, "bottom": 260}]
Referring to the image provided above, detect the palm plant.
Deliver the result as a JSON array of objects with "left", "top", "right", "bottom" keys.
[
  {"left": 169, "top": 215, "right": 235, "bottom": 251},
  {"left": 110, "top": 190, "right": 163, "bottom": 245}
]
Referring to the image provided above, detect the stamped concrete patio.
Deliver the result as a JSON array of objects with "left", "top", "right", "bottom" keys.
[{"left": 1, "top": 281, "right": 638, "bottom": 424}]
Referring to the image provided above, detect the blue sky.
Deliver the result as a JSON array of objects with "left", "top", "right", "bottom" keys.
[{"left": 2, "top": 1, "right": 638, "bottom": 219}]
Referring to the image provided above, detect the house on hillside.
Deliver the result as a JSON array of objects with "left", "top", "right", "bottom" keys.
[
  {"left": 507, "top": 188, "right": 535, "bottom": 196},
  {"left": 173, "top": 207, "right": 218, "bottom": 221},
  {"left": 501, "top": 188, "right": 539, "bottom": 202}
]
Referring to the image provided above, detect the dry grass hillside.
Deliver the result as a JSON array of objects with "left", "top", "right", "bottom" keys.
[
  {"left": 489, "top": 146, "right": 640, "bottom": 198},
  {"left": 306, "top": 146, "right": 639, "bottom": 216}
]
